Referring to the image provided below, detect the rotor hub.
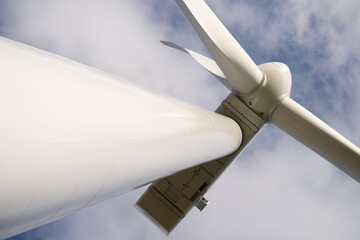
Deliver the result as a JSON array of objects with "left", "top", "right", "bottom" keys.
[{"left": 240, "top": 62, "right": 292, "bottom": 122}]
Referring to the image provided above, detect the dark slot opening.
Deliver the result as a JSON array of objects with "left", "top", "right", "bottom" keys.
[
  {"left": 199, "top": 182, "right": 207, "bottom": 192},
  {"left": 191, "top": 192, "right": 199, "bottom": 201}
]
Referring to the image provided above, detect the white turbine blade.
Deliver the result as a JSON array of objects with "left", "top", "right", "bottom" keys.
[
  {"left": 175, "top": 0, "right": 264, "bottom": 94},
  {"left": 160, "top": 40, "right": 232, "bottom": 90},
  {"left": 271, "top": 97, "right": 360, "bottom": 182}
]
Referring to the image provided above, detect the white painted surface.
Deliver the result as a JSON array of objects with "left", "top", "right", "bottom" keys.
[
  {"left": 245, "top": 62, "right": 292, "bottom": 121},
  {"left": 0, "top": 37, "right": 242, "bottom": 239},
  {"left": 271, "top": 97, "right": 360, "bottom": 182},
  {"left": 175, "top": 0, "right": 264, "bottom": 94},
  {"left": 161, "top": 41, "right": 232, "bottom": 91}
]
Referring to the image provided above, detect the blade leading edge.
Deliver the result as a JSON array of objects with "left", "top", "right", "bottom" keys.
[
  {"left": 175, "top": 0, "right": 263, "bottom": 94},
  {"left": 160, "top": 41, "right": 232, "bottom": 90},
  {"left": 271, "top": 97, "right": 360, "bottom": 182}
]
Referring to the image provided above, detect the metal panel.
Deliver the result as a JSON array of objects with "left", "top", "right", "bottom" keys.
[{"left": 135, "top": 94, "right": 265, "bottom": 234}]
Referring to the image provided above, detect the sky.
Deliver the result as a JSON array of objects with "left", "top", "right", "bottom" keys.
[{"left": 1, "top": 0, "right": 360, "bottom": 239}]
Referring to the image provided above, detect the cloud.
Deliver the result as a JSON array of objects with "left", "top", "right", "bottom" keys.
[{"left": 2, "top": 0, "right": 360, "bottom": 239}]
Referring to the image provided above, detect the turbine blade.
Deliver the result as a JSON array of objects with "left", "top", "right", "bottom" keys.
[
  {"left": 160, "top": 40, "right": 232, "bottom": 90},
  {"left": 271, "top": 97, "right": 360, "bottom": 182},
  {"left": 175, "top": 0, "right": 264, "bottom": 94}
]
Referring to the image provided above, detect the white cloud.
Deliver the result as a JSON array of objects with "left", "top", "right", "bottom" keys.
[{"left": 2, "top": 0, "right": 360, "bottom": 239}]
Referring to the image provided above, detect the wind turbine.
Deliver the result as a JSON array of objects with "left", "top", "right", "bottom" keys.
[
  {"left": 0, "top": 0, "right": 359, "bottom": 239},
  {"left": 167, "top": 0, "right": 360, "bottom": 179},
  {"left": 134, "top": 0, "right": 360, "bottom": 234}
]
